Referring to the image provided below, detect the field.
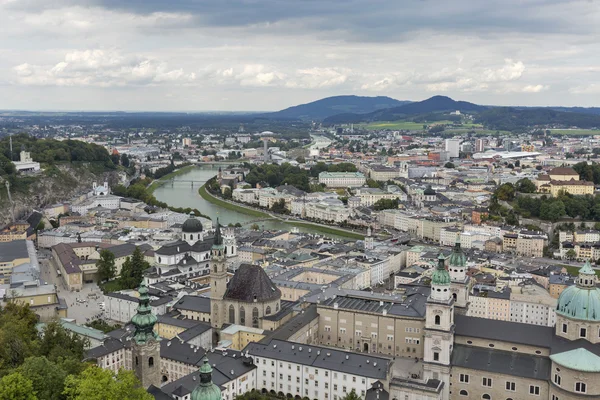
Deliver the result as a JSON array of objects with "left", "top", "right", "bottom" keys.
[
  {"left": 565, "top": 265, "right": 600, "bottom": 277},
  {"left": 548, "top": 129, "right": 600, "bottom": 136},
  {"left": 361, "top": 120, "right": 483, "bottom": 131}
]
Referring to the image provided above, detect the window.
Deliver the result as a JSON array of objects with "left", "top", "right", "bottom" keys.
[
  {"left": 529, "top": 385, "right": 540, "bottom": 395},
  {"left": 482, "top": 377, "right": 492, "bottom": 387},
  {"left": 266, "top": 306, "right": 271, "bottom": 315},
  {"left": 553, "top": 374, "right": 561, "bottom": 386},
  {"left": 562, "top": 323, "right": 567, "bottom": 333},
  {"left": 252, "top": 307, "right": 259, "bottom": 328},
  {"left": 433, "top": 352, "right": 439, "bottom": 361},
  {"left": 459, "top": 374, "right": 469, "bottom": 383},
  {"left": 240, "top": 306, "right": 245, "bottom": 325},
  {"left": 505, "top": 381, "right": 515, "bottom": 391},
  {"left": 229, "top": 305, "right": 235, "bottom": 324},
  {"left": 148, "top": 357, "right": 154, "bottom": 367},
  {"left": 575, "top": 382, "right": 586, "bottom": 393},
  {"left": 482, "top": 395, "right": 491, "bottom": 400},
  {"left": 459, "top": 390, "right": 468, "bottom": 396},
  {"left": 552, "top": 395, "right": 559, "bottom": 400},
  {"left": 580, "top": 327, "right": 587, "bottom": 338},
  {"left": 435, "top": 315, "right": 441, "bottom": 325}
]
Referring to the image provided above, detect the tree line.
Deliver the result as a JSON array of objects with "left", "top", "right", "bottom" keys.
[{"left": 0, "top": 302, "right": 151, "bottom": 400}]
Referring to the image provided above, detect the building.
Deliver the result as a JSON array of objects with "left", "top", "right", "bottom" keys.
[
  {"left": 536, "top": 166, "right": 594, "bottom": 196},
  {"left": 444, "top": 139, "right": 461, "bottom": 158},
  {"left": 318, "top": 172, "right": 366, "bottom": 188},
  {"left": 0, "top": 240, "right": 31, "bottom": 284},
  {"left": 475, "top": 139, "right": 485, "bottom": 153},
  {"left": 211, "top": 221, "right": 282, "bottom": 333},
  {"left": 366, "top": 165, "right": 399, "bottom": 182},
  {"left": 13, "top": 151, "right": 40, "bottom": 172}
]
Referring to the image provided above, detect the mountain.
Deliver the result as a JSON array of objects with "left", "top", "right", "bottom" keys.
[
  {"left": 260, "top": 95, "right": 411, "bottom": 120},
  {"left": 323, "top": 95, "right": 486, "bottom": 124}
]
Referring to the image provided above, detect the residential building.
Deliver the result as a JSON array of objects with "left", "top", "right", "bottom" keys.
[{"left": 318, "top": 172, "right": 366, "bottom": 188}]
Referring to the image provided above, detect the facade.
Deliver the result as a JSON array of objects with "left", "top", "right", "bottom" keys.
[
  {"left": 318, "top": 172, "right": 366, "bottom": 188},
  {"left": 444, "top": 139, "right": 460, "bottom": 158},
  {"left": 0, "top": 240, "right": 31, "bottom": 284}
]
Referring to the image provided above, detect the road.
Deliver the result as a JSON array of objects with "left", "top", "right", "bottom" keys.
[{"left": 38, "top": 249, "right": 106, "bottom": 325}]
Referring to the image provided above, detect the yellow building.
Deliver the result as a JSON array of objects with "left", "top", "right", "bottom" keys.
[
  {"left": 0, "top": 240, "right": 32, "bottom": 284},
  {"left": 219, "top": 325, "right": 265, "bottom": 350},
  {"left": 543, "top": 179, "right": 595, "bottom": 197},
  {"left": 4, "top": 282, "right": 68, "bottom": 321},
  {"left": 0, "top": 229, "right": 27, "bottom": 243}
]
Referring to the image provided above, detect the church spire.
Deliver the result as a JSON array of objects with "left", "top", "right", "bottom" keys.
[
  {"left": 213, "top": 218, "right": 223, "bottom": 247},
  {"left": 131, "top": 278, "right": 160, "bottom": 344}
]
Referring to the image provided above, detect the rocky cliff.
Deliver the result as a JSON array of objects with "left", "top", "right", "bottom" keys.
[{"left": 0, "top": 164, "right": 121, "bottom": 226}]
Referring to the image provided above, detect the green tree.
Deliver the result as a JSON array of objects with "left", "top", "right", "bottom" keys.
[
  {"left": 540, "top": 199, "right": 566, "bottom": 222},
  {"left": 515, "top": 178, "right": 536, "bottom": 193},
  {"left": 270, "top": 199, "right": 288, "bottom": 214},
  {"left": 96, "top": 249, "right": 116, "bottom": 282},
  {"left": 505, "top": 211, "right": 519, "bottom": 226},
  {"left": 0, "top": 372, "right": 37, "bottom": 400},
  {"left": 120, "top": 153, "right": 130, "bottom": 168},
  {"left": 119, "top": 247, "right": 150, "bottom": 290},
  {"left": 342, "top": 389, "right": 362, "bottom": 400},
  {"left": 495, "top": 183, "right": 516, "bottom": 201},
  {"left": 18, "top": 356, "right": 67, "bottom": 400},
  {"left": 372, "top": 198, "right": 399, "bottom": 211},
  {"left": 63, "top": 367, "right": 152, "bottom": 400},
  {"left": 565, "top": 249, "right": 577, "bottom": 260},
  {"left": 250, "top": 223, "right": 260, "bottom": 231},
  {"left": 38, "top": 321, "right": 87, "bottom": 362},
  {"left": 295, "top": 156, "right": 306, "bottom": 164},
  {"left": 444, "top": 162, "right": 455, "bottom": 169},
  {"left": 112, "top": 184, "right": 127, "bottom": 197},
  {"left": 366, "top": 179, "right": 382, "bottom": 189},
  {"left": 222, "top": 187, "right": 232, "bottom": 200}
]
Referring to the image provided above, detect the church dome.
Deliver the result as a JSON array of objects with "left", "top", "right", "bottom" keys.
[
  {"left": 557, "top": 261, "right": 600, "bottom": 321},
  {"left": 448, "top": 241, "right": 467, "bottom": 267},
  {"left": 431, "top": 254, "right": 451, "bottom": 285},
  {"left": 191, "top": 356, "right": 221, "bottom": 400},
  {"left": 182, "top": 217, "right": 203, "bottom": 233}
]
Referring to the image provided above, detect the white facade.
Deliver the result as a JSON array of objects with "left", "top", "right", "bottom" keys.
[
  {"left": 318, "top": 172, "right": 366, "bottom": 188},
  {"left": 13, "top": 151, "right": 41, "bottom": 172},
  {"left": 444, "top": 139, "right": 460, "bottom": 158}
]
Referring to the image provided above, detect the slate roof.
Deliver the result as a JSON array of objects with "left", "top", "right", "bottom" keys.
[
  {"left": 0, "top": 240, "right": 29, "bottom": 262},
  {"left": 173, "top": 295, "right": 211, "bottom": 314},
  {"left": 246, "top": 339, "right": 391, "bottom": 380},
  {"left": 451, "top": 344, "right": 550, "bottom": 380},
  {"left": 224, "top": 263, "right": 281, "bottom": 303},
  {"left": 454, "top": 315, "right": 554, "bottom": 347}
]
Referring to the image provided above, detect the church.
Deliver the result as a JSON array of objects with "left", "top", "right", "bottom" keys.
[{"left": 152, "top": 215, "right": 237, "bottom": 279}]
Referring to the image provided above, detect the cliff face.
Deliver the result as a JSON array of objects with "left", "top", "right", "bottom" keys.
[{"left": 0, "top": 165, "right": 121, "bottom": 226}]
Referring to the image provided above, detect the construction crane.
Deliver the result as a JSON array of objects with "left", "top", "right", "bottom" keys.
[{"left": 0, "top": 176, "right": 15, "bottom": 224}]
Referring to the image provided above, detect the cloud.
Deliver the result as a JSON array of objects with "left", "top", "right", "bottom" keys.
[
  {"left": 12, "top": 49, "right": 196, "bottom": 86},
  {"left": 521, "top": 84, "right": 549, "bottom": 93},
  {"left": 286, "top": 68, "right": 349, "bottom": 89},
  {"left": 570, "top": 84, "right": 600, "bottom": 94}
]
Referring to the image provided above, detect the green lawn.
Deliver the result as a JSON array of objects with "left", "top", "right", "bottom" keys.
[
  {"left": 361, "top": 120, "right": 483, "bottom": 131},
  {"left": 565, "top": 265, "right": 600, "bottom": 277},
  {"left": 198, "top": 185, "right": 271, "bottom": 218}
]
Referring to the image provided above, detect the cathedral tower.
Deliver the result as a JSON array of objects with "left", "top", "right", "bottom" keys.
[
  {"left": 210, "top": 220, "right": 227, "bottom": 330},
  {"left": 130, "top": 278, "right": 161, "bottom": 389},
  {"left": 448, "top": 239, "right": 469, "bottom": 309},
  {"left": 423, "top": 254, "right": 454, "bottom": 400}
]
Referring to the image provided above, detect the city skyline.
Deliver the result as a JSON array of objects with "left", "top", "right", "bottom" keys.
[{"left": 1, "top": 0, "right": 600, "bottom": 111}]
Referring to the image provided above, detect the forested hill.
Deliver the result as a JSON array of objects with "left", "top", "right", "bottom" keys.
[
  {"left": 0, "top": 134, "right": 115, "bottom": 177},
  {"left": 261, "top": 95, "right": 410, "bottom": 120},
  {"left": 474, "top": 108, "right": 600, "bottom": 131},
  {"left": 323, "top": 95, "right": 485, "bottom": 124}
]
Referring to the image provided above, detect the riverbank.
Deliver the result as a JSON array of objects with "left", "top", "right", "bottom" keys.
[
  {"left": 148, "top": 165, "right": 196, "bottom": 193},
  {"left": 198, "top": 183, "right": 364, "bottom": 240}
]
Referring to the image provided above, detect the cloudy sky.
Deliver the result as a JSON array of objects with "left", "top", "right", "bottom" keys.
[{"left": 1, "top": 0, "right": 599, "bottom": 111}]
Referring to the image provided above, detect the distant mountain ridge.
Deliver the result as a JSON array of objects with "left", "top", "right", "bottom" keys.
[{"left": 259, "top": 95, "right": 410, "bottom": 120}]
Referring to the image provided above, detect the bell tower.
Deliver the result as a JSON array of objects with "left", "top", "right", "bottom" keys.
[
  {"left": 210, "top": 219, "right": 227, "bottom": 330},
  {"left": 130, "top": 278, "right": 161, "bottom": 389},
  {"left": 423, "top": 254, "right": 454, "bottom": 400},
  {"left": 365, "top": 226, "right": 374, "bottom": 250},
  {"left": 448, "top": 239, "right": 469, "bottom": 309}
]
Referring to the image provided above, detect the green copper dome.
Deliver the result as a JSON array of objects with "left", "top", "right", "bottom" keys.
[
  {"left": 557, "top": 261, "right": 600, "bottom": 321},
  {"left": 448, "top": 240, "right": 466, "bottom": 267},
  {"left": 191, "top": 356, "right": 222, "bottom": 400},
  {"left": 131, "top": 278, "right": 160, "bottom": 344},
  {"left": 431, "top": 253, "right": 451, "bottom": 285}
]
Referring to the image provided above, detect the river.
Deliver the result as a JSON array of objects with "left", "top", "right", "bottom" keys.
[{"left": 152, "top": 166, "right": 350, "bottom": 239}]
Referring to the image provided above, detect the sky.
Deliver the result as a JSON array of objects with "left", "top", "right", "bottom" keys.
[{"left": 1, "top": 0, "right": 600, "bottom": 111}]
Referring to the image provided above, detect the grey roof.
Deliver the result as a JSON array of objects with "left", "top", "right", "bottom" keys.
[
  {"left": 160, "top": 348, "right": 256, "bottom": 395},
  {"left": 160, "top": 339, "right": 206, "bottom": 365},
  {"left": 0, "top": 240, "right": 29, "bottom": 262},
  {"left": 105, "top": 243, "right": 153, "bottom": 259},
  {"left": 182, "top": 217, "right": 203, "bottom": 233},
  {"left": 158, "top": 315, "right": 201, "bottom": 330},
  {"left": 173, "top": 295, "right": 211, "bottom": 313},
  {"left": 224, "top": 263, "right": 281, "bottom": 303},
  {"left": 451, "top": 344, "right": 551, "bottom": 380},
  {"left": 178, "top": 322, "right": 212, "bottom": 341},
  {"left": 85, "top": 337, "right": 127, "bottom": 359},
  {"left": 246, "top": 339, "right": 391, "bottom": 380},
  {"left": 262, "top": 305, "right": 318, "bottom": 342},
  {"left": 454, "top": 315, "right": 554, "bottom": 347},
  {"left": 147, "top": 385, "right": 172, "bottom": 400}
]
